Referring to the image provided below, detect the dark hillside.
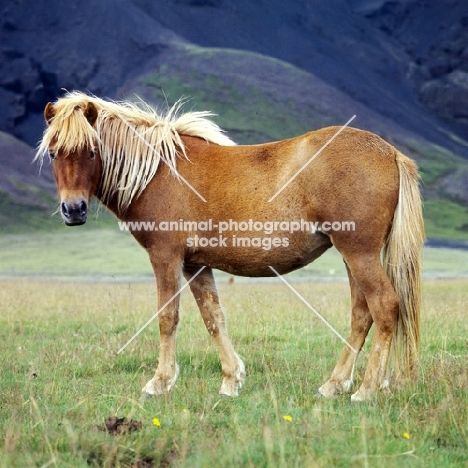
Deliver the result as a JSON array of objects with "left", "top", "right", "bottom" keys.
[
  {"left": 362, "top": 0, "right": 468, "bottom": 137},
  {"left": 0, "top": 0, "right": 186, "bottom": 144}
]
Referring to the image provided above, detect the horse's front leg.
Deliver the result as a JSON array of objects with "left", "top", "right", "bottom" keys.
[
  {"left": 141, "top": 259, "right": 182, "bottom": 397},
  {"left": 184, "top": 265, "right": 245, "bottom": 396}
]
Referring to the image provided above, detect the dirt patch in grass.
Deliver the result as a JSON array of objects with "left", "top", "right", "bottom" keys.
[{"left": 96, "top": 416, "right": 143, "bottom": 436}]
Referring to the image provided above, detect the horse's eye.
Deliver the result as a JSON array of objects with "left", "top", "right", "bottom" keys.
[
  {"left": 48, "top": 150, "right": 56, "bottom": 160},
  {"left": 90, "top": 150, "right": 95, "bottom": 159}
]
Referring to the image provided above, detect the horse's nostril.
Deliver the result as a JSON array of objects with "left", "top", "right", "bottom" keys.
[
  {"left": 61, "top": 202, "right": 69, "bottom": 217},
  {"left": 80, "top": 200, "right": 87, "bottom": 215}
]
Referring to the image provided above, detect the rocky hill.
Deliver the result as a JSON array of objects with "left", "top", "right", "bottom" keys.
[{"left": 0, "top": 0, "right": 467, "bottom": 238}]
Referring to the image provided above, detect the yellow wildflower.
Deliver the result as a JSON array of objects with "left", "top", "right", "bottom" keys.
[
  {"left": 283, "top": 415, "right": 293, "bottom": 422},
  {"left": 402, "top": 432, "right": 410, "bottom": 439},
  {"left": 152, "top": 417, "right": 161, "bottom": 427}
]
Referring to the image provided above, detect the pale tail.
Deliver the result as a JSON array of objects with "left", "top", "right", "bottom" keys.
[{"left": 383, "top": 150, "right": 425, "bottom": 378}]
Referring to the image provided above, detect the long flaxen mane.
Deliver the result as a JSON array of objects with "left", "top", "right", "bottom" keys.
[{"left": 36, "top": 91, "right": 235, "bottom": 212}]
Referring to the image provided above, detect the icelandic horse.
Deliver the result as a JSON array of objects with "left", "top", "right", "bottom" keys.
[{"left": 36, "top": 92, "right": 424, "bottom": 401}]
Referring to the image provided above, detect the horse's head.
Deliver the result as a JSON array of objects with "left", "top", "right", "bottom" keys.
[{"left": 41, "top": 101, "right": 102, "bottom": 226}]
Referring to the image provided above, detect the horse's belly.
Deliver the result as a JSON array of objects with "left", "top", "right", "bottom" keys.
[{"left": 186, "top": 231, "right": 332, "bottom": 277}]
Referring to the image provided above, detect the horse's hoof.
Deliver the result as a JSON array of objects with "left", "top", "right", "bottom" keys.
[
  {"left": 141, "top": 364, "right": 180, "bottom": 397},
  {"left": 219, "top": 381, "right": 240, "bottom": 397},
  {"left": 317, "top": 381, "right": 341, "bottom": 398},
  {"left": 350, "top": 389, "right": 371, "bottom": 402},
  {"left": 219, "top": 356, "right": 245, "bottom": 397}
]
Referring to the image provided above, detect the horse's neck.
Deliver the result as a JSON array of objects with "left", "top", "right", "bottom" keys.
[{"left": 95, "top": 186, "right": 120, "bottom": 219}]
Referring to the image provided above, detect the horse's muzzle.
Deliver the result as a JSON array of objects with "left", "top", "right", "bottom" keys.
[{"left": 61, "top": 200, "right": 88, "bottom": 226}]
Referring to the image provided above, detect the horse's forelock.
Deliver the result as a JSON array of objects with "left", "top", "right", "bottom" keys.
[{"left": 37, "top": 101, "right": 98, "bottom": 159}]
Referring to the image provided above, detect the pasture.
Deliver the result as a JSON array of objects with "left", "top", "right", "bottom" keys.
[{"left": 0, "top": 269, "right": 467, "bottom": 466}]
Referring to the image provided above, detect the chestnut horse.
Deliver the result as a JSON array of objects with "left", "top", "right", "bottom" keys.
[{"left": 36, "top": 91, "right": 424, "bottom": 401}]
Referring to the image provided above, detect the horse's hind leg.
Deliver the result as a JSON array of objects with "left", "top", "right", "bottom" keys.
[
  {"left": 317, "top": 262, "right": 373, "bottom": 397},
  {"left": 184, "top": 265, "right": 245, "bottom": 396},
  {"left": 341, "top": 252, "right": 399, "bottom": 401}
]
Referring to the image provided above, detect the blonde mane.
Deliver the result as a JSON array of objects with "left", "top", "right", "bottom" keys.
[{"left": 36, "top": 91, "right": 235, "bottom": 212}]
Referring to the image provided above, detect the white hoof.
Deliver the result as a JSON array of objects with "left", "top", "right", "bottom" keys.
[
  {"left": 141, "top": 364, "right": 179, "bottom": 397},
  {"left": 350, "top": 387, "right": 372, "bottom": 402},
  {"left": 219, "top": 355, "right": 245, "bottom": 397},
  {"left": 317, "top": 378, "right": 353, "bottom": 398}
]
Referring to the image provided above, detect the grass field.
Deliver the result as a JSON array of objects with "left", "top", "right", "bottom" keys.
[{"left": 0, "top": 277, "right": 467, "bottom": 467}]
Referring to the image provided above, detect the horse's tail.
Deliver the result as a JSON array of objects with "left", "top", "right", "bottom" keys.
[{"left": 383, "top": 150, "right": 425, "bottom": 378}]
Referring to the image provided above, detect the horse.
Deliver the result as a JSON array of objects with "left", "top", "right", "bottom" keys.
[{"left": 36, "top": 91, "right": 424, "bottom": 402}]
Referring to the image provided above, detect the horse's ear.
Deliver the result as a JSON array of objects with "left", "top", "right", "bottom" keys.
[
  {"left": 84, "top": 102, "right": 98, "bottom": 127},
  {"left": 44, "top": 102, "right": 55, "bottom": 125}
]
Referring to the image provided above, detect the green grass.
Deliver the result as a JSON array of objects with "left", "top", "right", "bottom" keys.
[
  {"left": 0, "top": 279, "right": 466, "bottom": 467},
  {"left": 0, "top": 228, "right": 151, "bottom": 279}
]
